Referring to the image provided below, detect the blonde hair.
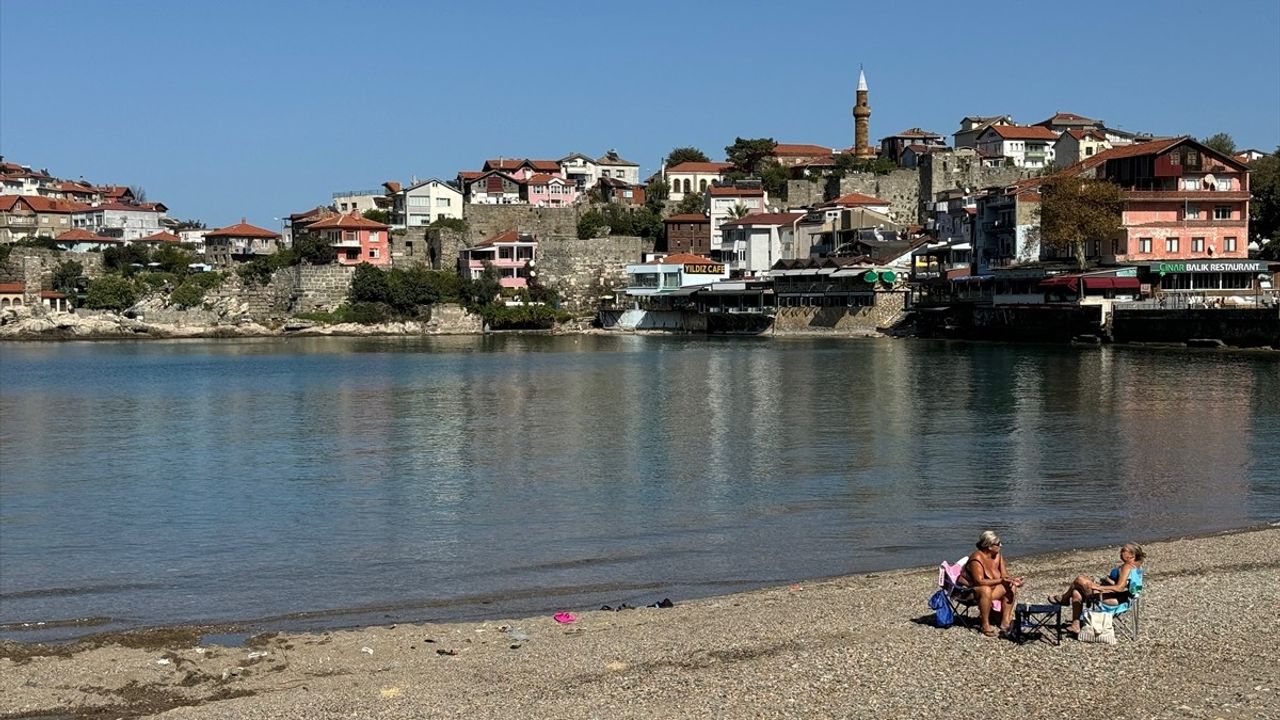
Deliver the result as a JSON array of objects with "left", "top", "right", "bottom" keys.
[
  {"left": 976, "top": 530, "right": 1001, "bottom": 550},
  {"left": 1123, "top": 542, "right": 1146, "bottom": 563}
]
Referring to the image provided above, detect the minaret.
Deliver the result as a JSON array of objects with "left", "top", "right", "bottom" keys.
[{"left": 852, "top": 67, "right": 874, "bottom": 159}]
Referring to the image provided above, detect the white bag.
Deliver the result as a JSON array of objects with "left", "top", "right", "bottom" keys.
[{"left": 1078, "top": 610, "right": 1117, "bottom": 644}]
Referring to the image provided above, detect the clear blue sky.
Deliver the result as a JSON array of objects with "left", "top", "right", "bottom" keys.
[{"left": 2, "top": 0, "right": 1277, "bottom": 229}]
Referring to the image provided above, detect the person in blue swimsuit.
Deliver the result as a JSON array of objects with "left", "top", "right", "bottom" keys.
[{"left": 1047, "top": 542, "right": 1145, "bottom": 635}]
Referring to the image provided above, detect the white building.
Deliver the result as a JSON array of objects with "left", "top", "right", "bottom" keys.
[
  {"left": 559, "top": 153, "right": 600, "bottom": 190},
  {"left": 706, "top": 185, "right": 767, "bottom": 248},
  {"left": 625, "top": 252, "right": 729, "bottom": 297},
  {"left": 596, "top": 150, "right": 640, "bottom": 185},
  {"left": 332, "top": 190, "right": 383, "bottom": 215},
  {"left": 975, "top": 125, "right": 1060, "bottom": 168},
  {"left": 73, "top": 202, "right": 165, "bottom": 241},
  {"left": 178, "top": 228, "right": 208, "bottom": 254},
  {"left": 665, "top": 161, "right": 734, "bottom": 201},
  {"left": 395, "top": 178, "right": 464, "bottom": 227},
  {"left": 720, "top": 212, "right": 806, "bottom": 276}
]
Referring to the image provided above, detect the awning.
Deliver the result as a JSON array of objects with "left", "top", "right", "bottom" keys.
[{"left": 1039, "top": 276, "right": 1141, "bottom": 291}]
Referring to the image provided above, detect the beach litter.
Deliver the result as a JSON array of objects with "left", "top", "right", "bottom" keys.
[
  {"left": 246, "top": 651, "right": 269, "bottom": 660},
  {"left": 155, "top": 658, "right": 172, "bottom": 665},
  {"left": 360, "top": 647, "right": 374, "bottom": 655},
  {"left": 379, "top": 687, "right": 402, "bottom": 699},
  {"left": 553, "top": 612, "right": 577, "bottom": 624},
  {"left": 436, "top": 648, "right": 458, "bottom": 656}
]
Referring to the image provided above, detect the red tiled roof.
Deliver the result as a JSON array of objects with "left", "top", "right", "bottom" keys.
[
  {"left": 798, "top": 155, "right": 838, "bottom": 167},
  {"left": 649, "top": 253, "right": 716, "bottom": 265},
  {"left": 828, "top": 192, "right": 890, "bottom": 207},
  {"left": 0, "top": 195, "right": 91, "bottom": 213},
  {"left": 665, "top": 213, "right": 710, "bottom": 223},
  {"left": 205, "top": 221, "right": 280, "bottom": 239},
  {"left": 307, "top": 211, "right": 389, "bottom": 231},
  {"left": 92, "top": 201, "right": 161, "bottom": 212},
  {"left": 525, "top": 173, "right": 569, "bottom": 185},
  {"left": 458, "top": 171, "right": 485, "bottom": 180},
  {"left": 1064, "top": 128, "right": 1108, "bottom": 141},
  {"left": 383, "top": 181, "right": 402, "bottom": 194},
  {"left": 666, "top": 161, "right": 734, "bottom": 174},
  {"left": 483, "top": 159, "right": 560, "bottom": 172},
  {"left": 885, "top": 128, "right": 943, "bottom": 138},
  {"left": 773, "top": 143, "right": 833, "bottom": 156},
  {"left": 1038, "top": 112, "right": 1100, "bottom": 126},
  {"left": 58, "top": 181, "right": 97, "bottom": 195},
  {"left": 986, "top": 125, "right": 1060, "bottom": 140},
  {"left": 721, "top": 211, "right": 805, "bottom": 228},
  {"left": 54, "top": 228, "right": 120, "bottom": 242},
  {"left": 136, "top": 231, "right": 182, "bottom": 243},
  {"left": 289, "top": 206, "right": 331, "bottom": 222},
  {"left": 707, "top": 186, "right": 764, "bottom": 197},
  {"left": 0, "top": 282, "right": 24, "bottom": 293}
]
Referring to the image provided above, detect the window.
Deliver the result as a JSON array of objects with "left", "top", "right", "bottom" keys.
[
  {"left": 1185, "top": 204, "right": 1200, "bottom": 220},
  {"left": 368, "top": 248, "right": 379, "bottom": 258},
  {"left": 369, "top": 231, "right": 379, "bottom": 243},
  {"left": 1225, "top": 236, "right": 1237, "bottom": 252},
  {"left": 1091, "top": 240, "right": 1100, "bottom": 256},
  {"left": 1139, "top": 237, "right": 1153, "bottom": 253},
  {"left": 1086, "top": 146, "right": 1094, "bottom": 156},
  {"left": 409, "top": 196, "right": 430, "bottom": 207},
  {"left": 1166, "top": 237, "right": 1179, "bottom": 253},
  {"left": 1170, "top": 152, "right": 1180, "bottom": 166},
  {"left": 1182, "top": 177, "right": 1201, "bottom": 191},
  {"left": 682, "top": 179, "right": 691, "bottom": 194},
  {"left": 1192, "top": 237, "right": 1204, "bottom": 252},
  {"left": 1214, "top": 205, "right": 1231, "bottom": 219},
  {"left": 662, "top": 272, "right": 679, "bottom": 287},
  {"left": 435, "top": 197, "right": 451, "bottom": 207},
  {"left": 699, "top": 179, "right": 708, "bottom": 191}
]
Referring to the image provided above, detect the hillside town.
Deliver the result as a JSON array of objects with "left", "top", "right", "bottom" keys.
[{"left": 1, "top": 69, "right": 1277, "bottom": 345}]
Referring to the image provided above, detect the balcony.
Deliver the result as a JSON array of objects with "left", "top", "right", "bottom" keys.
[
  {"left": 1122, "top": 190, "right": 1250, "bottom": 202},
  {"left": 4, "top": 216, "right": 36, "bottom": 225},
  {"left": 330, "top": 237, "right": 362, "bottom": 248}
]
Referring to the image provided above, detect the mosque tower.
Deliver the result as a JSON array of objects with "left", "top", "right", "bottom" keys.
[{"left": 852, "top": 67, "right": 875, "bottom": 159}]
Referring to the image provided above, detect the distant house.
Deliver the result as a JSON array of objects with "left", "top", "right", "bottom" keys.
[
  {"left": 815, "top": 192, "right": 892, "bottom": 216},
  {"left": 1034, "top": 111, "right": 1104, "bottom": 135},
  {"left": 975, "top": 125, "right": 1060, "bottom": 168},
  {"left": 458, "top": 230, "right": 537, "bottom": 288},
  {"left": 770, "top": 144, "right": 834, "bottom": 169},
  {"left": 559, "top": 153, "right": 601, "bottom": 190},
  {"left": 1053, "top": 128, "right": 1112, "bottom": 167},
  {"left": 73, "top": 201, "right": 166, "bottom": 241},
  {"left": 331, "top": 190, "right": 387, "bottom": 215},
  {"left": 1235, "top": 149, "right": 1267, "bottom": 164},
  {"left": 879, "top": 129, "right": 946, "bottom": 165},
  {"left": 460, "top": 171, "right": 524, "bottom": 205},
  {"left": 665, "top": 161, "right": 734, "bottom": 201},
  {"left": 594, "top": 177, "right": 646, "bottom": 206},
  {"left": 481, "top": 159, "right": 562, "bottom": 181},
  {"left": 596, "top": 150, "right": 640, "bottom": 185},
  {"left": 953, "top": 115, "right": 1015, "bottom": 149},
  {"left": 395, "top": 178, "right": 463, "bottom": 226},
  {"left": 307, "top": 211, "right": 390, "bottom": 266},
  {"left": 0, "top": 281, "right": 70, "bottom": 312},
  {"left": 204, "top": 220, "right": 281, "bottom": 267},
  {"left": 720, "top": 211, "right": 806, "bottom": 275},
  {"left": 53, "top": 228, "right": 125, "bottom": 253},
  {"left": 523, "top": 173, "right": 579, "bottom": 207},
  {"left": 284, "top": 206, "right": 332, "bottom": 246},
  {"left": 706, "top": 185, "right": 768, "bottom": 248},
  {"left": 135, "top": 230, "right": 183, "bottom": 245},
  {"left": 663, "top": 213, "right": 711, "bottom": 255},
  {"left": 0, "top": 195, "right": 86, "bottom": 241},
  {"left": 899, "top": 144, "right": 950, "bottom": 169}
]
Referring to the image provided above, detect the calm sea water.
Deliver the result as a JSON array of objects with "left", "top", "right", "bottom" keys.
[{"left": 1, "top": 336, "right": 1277, "bottom": 641}]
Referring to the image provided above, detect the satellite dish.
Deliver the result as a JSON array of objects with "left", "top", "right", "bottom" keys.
[{"left": 1203, "top": 173, "right": 1216, "bottom": 189}]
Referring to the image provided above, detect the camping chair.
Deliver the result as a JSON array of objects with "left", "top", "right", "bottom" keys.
[
  {"left": 937, "top": 556, "right": 1002, "bottom": 627},
  {"left": 1088, "top": 567, "right": 1144, "bottom": 640}
]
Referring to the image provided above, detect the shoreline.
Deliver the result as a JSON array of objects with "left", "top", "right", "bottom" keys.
[{"left": 4, "top": 525, "right": 1278, "bottom": 718}]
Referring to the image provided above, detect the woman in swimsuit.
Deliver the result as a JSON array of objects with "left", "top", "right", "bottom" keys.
[
  {"left": 960, "top": 530, "right": 1023, "bottom": 637},
  {"left": 1048, "top": 542, "right": 1145, "bottom": 635}
]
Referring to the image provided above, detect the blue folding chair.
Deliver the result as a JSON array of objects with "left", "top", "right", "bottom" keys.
[{"left": 1089, "top": 567, "right": 1144, "bottom": 640}]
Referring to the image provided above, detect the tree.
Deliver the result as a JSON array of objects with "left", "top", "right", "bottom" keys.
[
  {"left": 151, "top": 244, "right": 195, "bottom": 274},
  {"left": 51, "top": 260, "right": 84, "bottom": 296},
  {"left": 675, "top": 189, "right": 706, "bottom": 215},
  {"left": 362, "top": 208, "right": 391, "bottom": 224},
  {"left": 348, "top": 262, "right": 390, "bottom": 303},
  {"left": 664, "top": 147, "right": 710, "bottom": 167},
  {"left": 577, "top": 209, "right": 606, "bottom": 239},
  {"left": 726, "top": 202, "right": 752, "bottom": 221},
  {"left": 1038, "top": 175, "right": 1124, "bottom": 270},
  {"left": 1250, "top": 148, "right": 1280, "bottom": 259},
  {"left": 84, "top": 275, "right": 138, "bottom": 311},
  {"left": 724, "top": 137, "right": 777, "bottom": 176},
  {"left": 759, "top": 160, "right": 790, "bottom": 201},
  {"left": 827, "top": 153, "right": 896, "bottom": 179},
  {"left": 1201, "top": 133, "right": 1237, "bottom": 156},
  {"left": 128, "top": 185, "right": 147, "bottom": 203},
  {"left": 293, "top": 233, "right": 338, "bottom": 264},
  {"left": 644, "top": 178, "right": 669, "bottom": 214}
]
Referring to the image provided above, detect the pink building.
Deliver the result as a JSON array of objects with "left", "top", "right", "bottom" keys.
[
  {"left": 307, "top": 211, "right": 391, "bottom": 266},
  {"left": 458, "top": 230, "right": 537, "bottom": 288},
  {"left": 523, "top": 173, "right": 578, "bottom": 206},
  {"left": 481, "top": 159, "right": 561, "bottom": 181},
  {"left": 1081, "top": 137, "right": 1251, "bottom": 264}
]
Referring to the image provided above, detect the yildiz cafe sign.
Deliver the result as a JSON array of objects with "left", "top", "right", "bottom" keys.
[
  {"left": 1153, "top": 260, "right": 1266, "bottom": 274},
  {"left": 683, "top": 262, "right": 725, "bottom": 274}
]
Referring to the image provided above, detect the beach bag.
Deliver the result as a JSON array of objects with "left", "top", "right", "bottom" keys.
[
  {"left": 929, "top": 589, "right": 954, "bottom": 628},
  {"left": 1078, "top": 610, "right": 1116, "bottom": 644}
]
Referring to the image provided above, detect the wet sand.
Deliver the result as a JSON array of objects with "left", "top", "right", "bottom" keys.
[{"left": 2, "top": 527, "right": 1278, "bottom": 719}]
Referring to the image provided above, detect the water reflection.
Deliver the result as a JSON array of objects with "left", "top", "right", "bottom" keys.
[{"left": 0, "top": 337, "right": 1276, "bottom": 639}]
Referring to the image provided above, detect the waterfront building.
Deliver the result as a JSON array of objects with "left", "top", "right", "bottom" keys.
[
  {"left": 769, "top": 256, "right": 903, "bottom": 309},
  {"left": 392, "top": 179, "right": 464, "bottom": 227},
  {"left": 284, "top": 206, "right": 332, "bottom": 246},
  {"left": 664, "top": 213, "right": 711, "bottom": 255},
  {"left": 203, "top": 220, "right": 281, "bottom": 267},
  {"left": 796, "top": 199, "right": 894, "bottom": 259},
  {"left": 664, "top": 162, "right": 734, "bottom": 201},
  {"left": 707, "top": 184, "right": 768, "bottom": 249},
  {"left": 306, "top": 211, "right": 391, "bottom": 266},
  {"left": 879, "top": 128, "right": 946, "bottom": 166},
  {"left": 458, "top": 230, "right": 536, "bottom": 288},
  {"left": 972, "top": 177, "right": 1043, "bottom": 273},
  {"left": 624, "top": 253, "right": 728, "bottom": 304},
  {"left": 720, "top": 212, "right": 806, "bottom": 276},
  {"left": 0, "top": 281, "right": 69, "bottom": 312}
]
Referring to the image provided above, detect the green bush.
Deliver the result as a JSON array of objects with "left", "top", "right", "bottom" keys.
[
  {"left": 479, "top": 303, "right": 561, "bottom": 330},
  {"left": 187, "top": 271, "right": 225, "bottom": 290},
  {"left": 170, "top": 281, "right": 207, "bottom": 309},
  {"left": 84, "top": 275, "right": 139, "bottom": 311},
  {"left": 429, "top": 217, "right": 467, "bottom": 232},
  {"left": 236, "top": 252, "right": 294, "bottom": 286},
  {"left": 139, "top": 272, "right": 178, "bottom": 290}
]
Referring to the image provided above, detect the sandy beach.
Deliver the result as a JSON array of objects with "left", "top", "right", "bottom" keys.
[{"left": 2, "top": 527, "right": 1278, "bottom": 719}]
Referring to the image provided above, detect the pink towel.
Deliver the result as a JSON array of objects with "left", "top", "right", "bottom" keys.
[
  {"left": 553, "top": 612, "right": 577, "bottom": 624},
  {"left": 940, "top": 556, "right": 1001, "bottom": 611}
]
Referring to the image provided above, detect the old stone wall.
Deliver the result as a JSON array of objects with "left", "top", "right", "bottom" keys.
[
  {"left": 919, "top": 151, "right": 1036, "bottom": 220},
  {"left": 538, "top": 234, "right": 652, "bottom": 313},
  {"left": 0, "top": 248, "right": 106, "bottom": 285},
  {"left": 461, "top": 205, "right": 580, "bottom": 248},
  {"left": 787, "top": 171, "right": 919, "bottom": 223},
  {"left": 287, "top": 264, "right": 354, "bottom": 313},
  {"left": 425, "top": 303, "right": 485, "bottom": 334},
  {"left": 770, "top": 292, "right": 907, "bottom": 333},
  {"left": 389, "top": 228, "right": 431, "bottom": 268}
]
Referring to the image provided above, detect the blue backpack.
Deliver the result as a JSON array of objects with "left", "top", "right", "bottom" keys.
[{"left": 929, "top": 589, "right": 954, "bottom": 628}]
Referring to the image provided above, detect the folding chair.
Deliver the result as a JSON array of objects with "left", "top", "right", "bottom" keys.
[
  {"left": 937, "top": 556, "right": 1001, "bottom": 628},
  {"left": 1088, "top": 567, "right": 1144, "bottom": 640}
]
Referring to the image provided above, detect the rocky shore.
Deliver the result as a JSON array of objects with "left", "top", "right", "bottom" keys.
[{"left": 2, "top": 527, "right": 1276, "bottom": 719}]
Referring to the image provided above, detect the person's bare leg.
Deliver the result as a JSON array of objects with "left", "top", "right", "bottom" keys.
[
  {"left": 998, "top": 584, "right": 1014, "bottom": 631},
  {"left": 974, "top": 585, "right": 996, "bottom": 635}
]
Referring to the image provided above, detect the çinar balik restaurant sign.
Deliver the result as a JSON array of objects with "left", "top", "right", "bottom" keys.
[
  {"left": 684, "top": 263, "right": 725, "bottom": 274},
  {"left": 1154, "top": 260, "right": 1266, "bottom": 274}
]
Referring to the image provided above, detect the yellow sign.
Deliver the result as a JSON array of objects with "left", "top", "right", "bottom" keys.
[{"left": 684, "top": 263, "right": 725, "bottom": 274}]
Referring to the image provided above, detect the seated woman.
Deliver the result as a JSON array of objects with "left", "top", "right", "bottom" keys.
[
  {"left": 959, "top": 530, "right": 1023, "bottom": 637},
  {"left": 1048, "top": 542, "right": 1145, "bottom": 635}
]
